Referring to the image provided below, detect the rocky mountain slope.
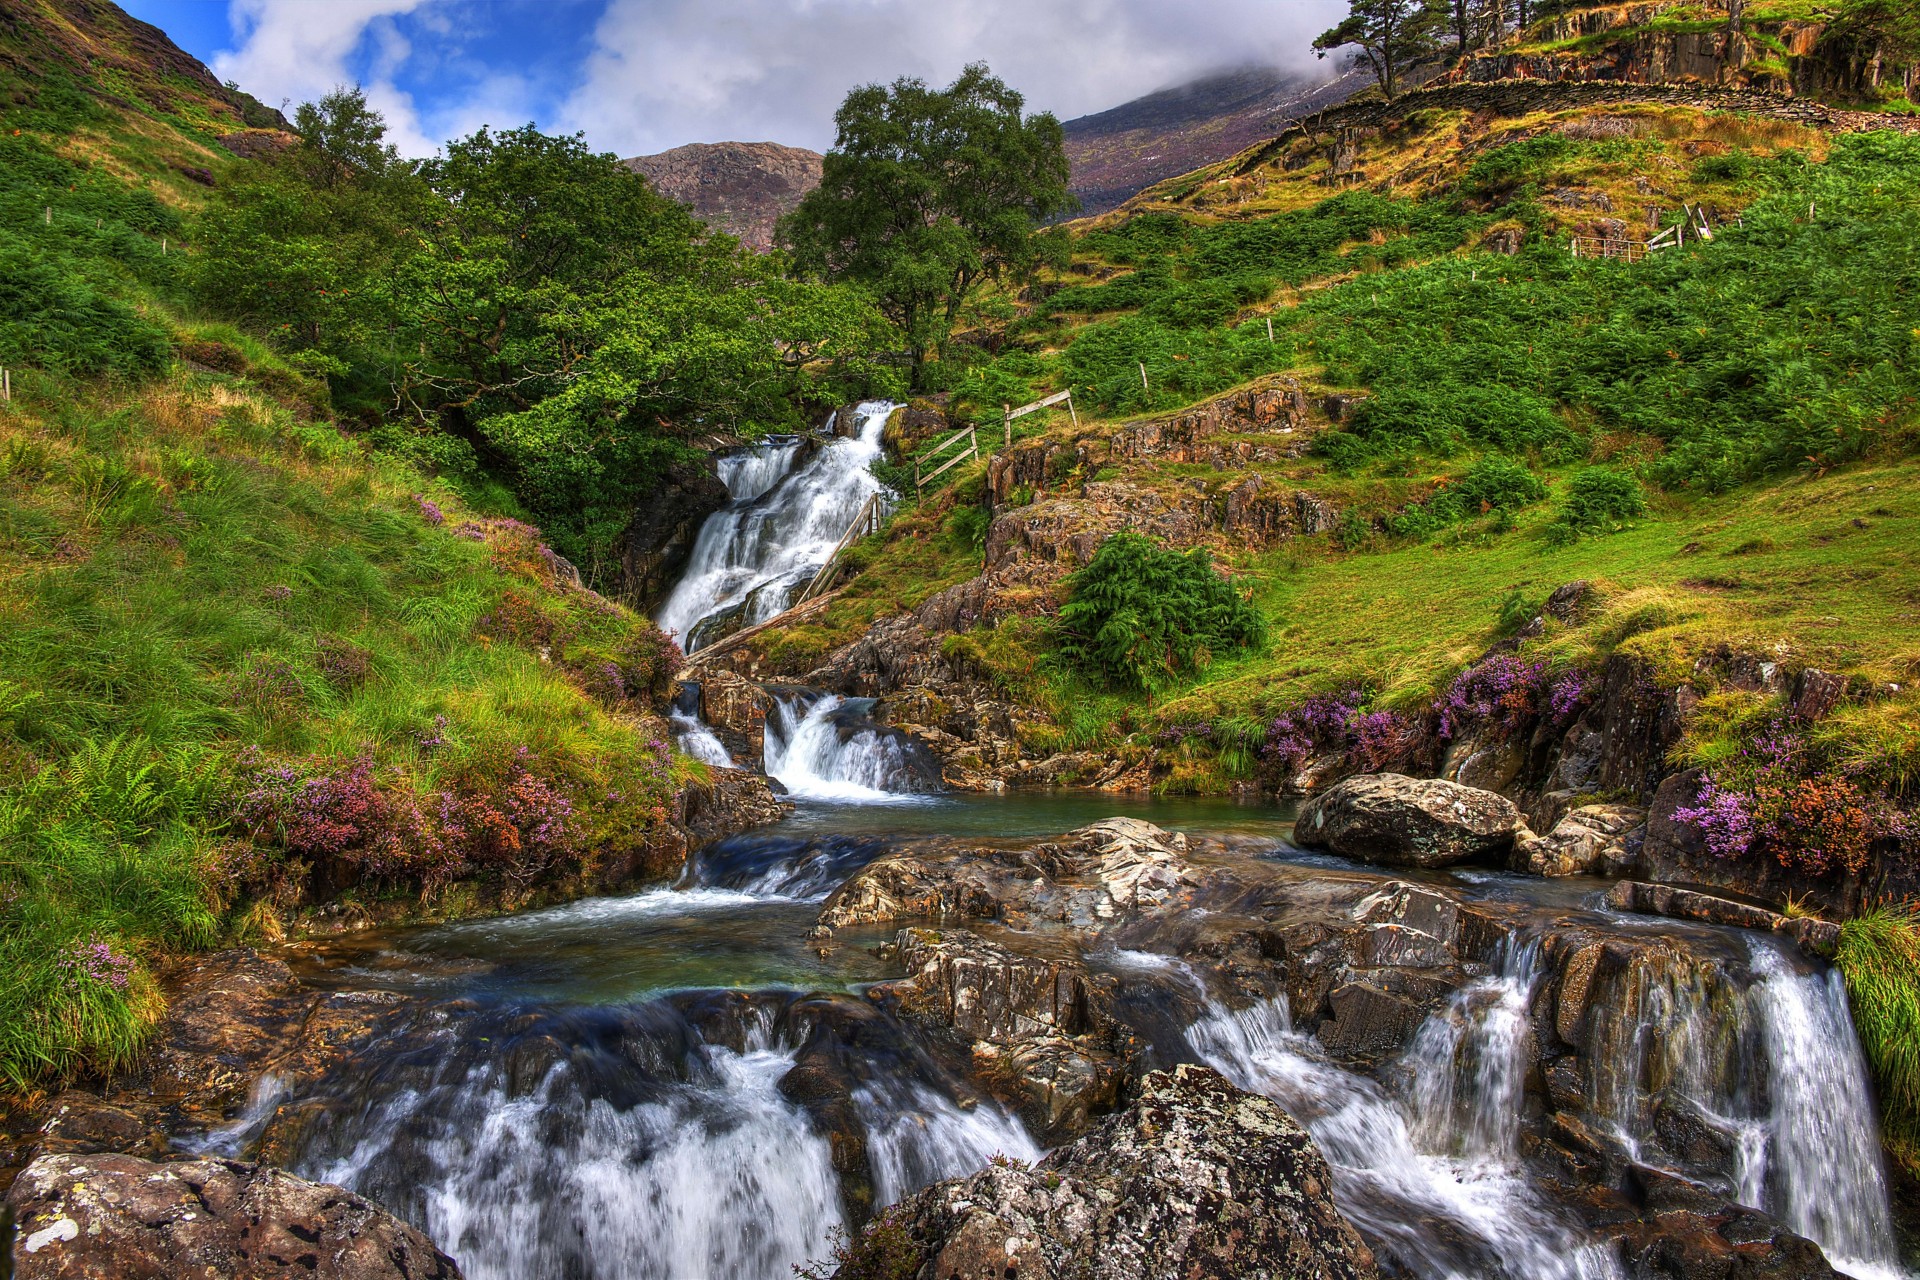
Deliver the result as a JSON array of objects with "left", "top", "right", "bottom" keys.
[
  {"left": 1062, "top": 64, "right": 1370, "bottom": 215},
  {"left": 622, "top": 140, "right": 824, "bottom": 250}
]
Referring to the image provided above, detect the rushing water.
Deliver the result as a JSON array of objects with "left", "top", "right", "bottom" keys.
[
  {"left": 238, "top": 790, "right": 1908, "bottom": 1280},
  {"left": 656, "top": 403, "right": 896, "bottom": 651},
  {"left": 1190, "top": 948, "right": 1625, "bottom": 1280},
  {"left": 669, "top": 684, "right": 736, "bottom": 769},
  {"left": 762, "top": 692, "right": 943, "bottom": 802}
]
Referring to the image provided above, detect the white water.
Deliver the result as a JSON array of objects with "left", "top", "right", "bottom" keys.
[
  {"left": 763, "top": 694, "right": 937, "bottom": 803},
  {"left": 1747, "top": 942, "right": 1903, "bottom": 1280},
  {"left": 306, "top": 1042, "right": 844, "bottom": 1280},
  {"left": 671, "top": 709, "right": 736, "bottom": 769},
  {"left": 657, "top": 403, "right": 895, "bottom": 651},
  {"left": 856, "top": 1078, "right": 1042, "bottom": 1207},
  {"left": 1192, "top": 958, "right": 1625, "bottom": 1280}
]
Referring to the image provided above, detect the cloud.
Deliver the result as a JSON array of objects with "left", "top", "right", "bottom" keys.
[{"left": 562, "top": 0, "right": 1349, "bottom": 158}]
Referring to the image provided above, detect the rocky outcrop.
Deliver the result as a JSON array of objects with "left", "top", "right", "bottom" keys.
[
  {"left": 620, "top": 141, "right": 822, "bottom": 251},
  {"left": 617, "top": 460, "right": 729, "bottom": 609},
  {"left": 1516, "top": 803, "right": 1647, "bottom": 877},
  {"left": 840, "top": 1065, "right": 1379, "bottom": 1280},
  {"left": 6, "top": 1152, "right": 461, "bottom": 1279},
  {"left": 1295, "top": 774, "right": 1528, "bottom": 868}
]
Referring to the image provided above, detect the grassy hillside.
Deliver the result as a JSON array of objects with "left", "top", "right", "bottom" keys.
[
  {"left": 0, "top": 5, "right": 699, "bottom": 1091},
  {"left": 767, "top": 102, "right": 1920, "bottom": 794}
]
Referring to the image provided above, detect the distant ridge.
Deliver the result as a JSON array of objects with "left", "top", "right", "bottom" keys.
[
  {"left": 622, "top": 141, "right": 824, "bottom": 251},
  {"left": 1063, "top": 64, "right": 1370, "bottom": 216}
]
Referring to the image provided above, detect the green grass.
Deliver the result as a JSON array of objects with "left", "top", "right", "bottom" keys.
[
  {"left": 1837, "top": 907, "right": 1920, "bottom": 1161},
  {"left": 0, "top": 371, "right": 689, "bottom": 1089}
]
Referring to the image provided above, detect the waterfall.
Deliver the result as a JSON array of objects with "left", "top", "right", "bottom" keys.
[
  {"left": 688, "top": 832, "right": 892, "bottom": 901},
  {"left": 1747, "top": 941, "right": 1902, "bottom": 1280},
  {"left": 763, "top": 694, "right": 941, "bottom": 803},
  {"left": 1403, "top": 939, "right": 1539, "bottom": 1164},
  {"left": 298, "top": 1025, "right": 844, "bottom": 1280},
  {"left": 658, "top": 403, "right": 896, "bottom": 652},
  {"left": 1191, "top": 990, "right": 1625, "bottom": 1280},
  {"left": 855, "top": 1078, "right": 1042, "bottom": 1207},
  {"left": 669, "top": 685, "right": 736, "bottom": 769}
]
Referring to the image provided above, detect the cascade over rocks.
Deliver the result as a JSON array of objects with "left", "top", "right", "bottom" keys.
[
  {"left": 839, "top": 1064, "right": 1380, "bottom": 1280},
  {"left": 1295, "top": 773, "right": 1529, "bottom": 868},
  {"left": 6, "top": 1153, "right": 462, "bottom": 1279},
  {"left": 616, "top": 459, "right": 730, "bottom": 610}
]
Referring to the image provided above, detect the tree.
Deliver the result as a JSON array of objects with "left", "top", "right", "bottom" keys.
[
  {"left": 779, "top": 63, "right": 1074, "bottom": 389},
  {"left": 1315, "top": 0, "right": 1447, "bottom": 100},
  {"left": 292, "top": 86, "right": 403, "bottom": 191}
]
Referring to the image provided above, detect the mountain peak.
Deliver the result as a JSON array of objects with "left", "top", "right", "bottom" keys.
[{"left": 622, "top": 141, "right": 824, "bottom": 250}]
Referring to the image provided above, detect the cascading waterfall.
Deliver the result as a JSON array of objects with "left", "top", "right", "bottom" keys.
[
  {"left": 763, "top": 693, "right": 941, "bottom": 802},
  {"left": 297, "top": 1019, "right": 844, "bottom": 1280},
  {"left": 854, "top": 1078, "right": 1043, "bottom": 1207},
  {"left": 1191, "top": 965, "right": 1625, "bottom": 1280},
  {"left": 658, "top": 403, "right": 896, "bottom": 651},
  {"left": 1747, "top": 941, "right": 1901, "bottom": 1280},
  {"left": 669, "top": 685, "right": 736, "bottom": 769}
]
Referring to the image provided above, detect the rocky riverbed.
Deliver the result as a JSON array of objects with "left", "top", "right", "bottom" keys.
[{"left": 3, "top": 802, "right": 1905, "bottom": 1279}]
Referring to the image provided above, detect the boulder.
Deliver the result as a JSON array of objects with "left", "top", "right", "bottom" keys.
[
  {"left": 836, "top": 1064, "right": 1378, "bottom": 1280},
  {"left": 1516, "top": 804, "right": 1647, "bottom": 877},
  {"left": 1294, "top": 774, "right": 1526, "bottom": 868},
  {"left": 6, "top": 1152, "right": 462, "bottom": 1279}
]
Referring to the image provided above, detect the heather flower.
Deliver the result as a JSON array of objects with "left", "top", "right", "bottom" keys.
[
  {"left": 1675, "top": 778, "right": 1757, "bottom": 860},
  {"left": 1548, "top": 669, "right": 1594, "bottom": 723},
  {"left": 418, "top": 714, "right": 449, "bottom": 752},
  {"left": 316, "top": 636, "right": 374, "bottom": 691},
  {"left": 57, "top": 937, "right": 136, "bottom": 992},
  {"left": 262, "top": 583, "right": 293, "bottom": 603},
  {"left": 1262, "top": 689, "right": 1364, "bottom": 778},
  {"left": 1349, "top": 709, "right": 1410, "bottom": 771},
  {"left": 453, "top": 521, "right": 488, "bottom": 541},
  {"left": 1439, "top": 655, "right": 1545, "bottom": 740},
  {"left": 414, "top": 495, "right": 445, "bottom": 525}
]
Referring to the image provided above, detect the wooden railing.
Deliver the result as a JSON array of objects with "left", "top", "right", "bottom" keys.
[
  {"left": 1570, "top": 236, "right": 1650, "bottom": 263},
  {"left": 913, "top": 425, "right": 978, "bottom": 494}
]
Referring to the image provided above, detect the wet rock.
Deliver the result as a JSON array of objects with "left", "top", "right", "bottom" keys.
[
  {"left": 1605, "top": 881, "right": 1840, "bottom": 959},
  {"left": 617, "top": 459, "right": 729, "bottom": 609},
  {"left": 845, "top": 1064, "right": 1379, "bottom": 1280},
  {"left": 1517, "top": 804, "right": 1647, "bottom": 877},
  {"left": 1294, "top": 774, "right": 1527, "bottom": 868},
  {"left": 6, "top": 1152, "right": 462, "bottom": 1279}
]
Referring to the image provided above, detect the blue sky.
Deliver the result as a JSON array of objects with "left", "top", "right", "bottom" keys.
[{"left": 120, "top": 0, "right": 1347, "bottom": 159}]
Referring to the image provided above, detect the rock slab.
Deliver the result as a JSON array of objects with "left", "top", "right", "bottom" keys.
[
  {"left": 6, "top": 1153, "right": 462, "bottom": 1279},
  {"left": 838, "top": 1064, "right": 1379, "bottom": 1280},
  {"left": 1295, "top": 773, "right": 1526, "bottom": 868}
]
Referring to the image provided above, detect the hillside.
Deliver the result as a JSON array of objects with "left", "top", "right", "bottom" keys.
[
  {"left": 622, "top": 140, "right": 824, "bottom": 250},
  {"left": 0, "top": 0, "right": 780, "bottom": 1090},
  {"left": 1062, "top": 65, "right": 1369, "bottom": 216}
]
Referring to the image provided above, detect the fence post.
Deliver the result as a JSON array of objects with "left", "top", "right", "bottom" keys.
[
  {"left": 1066, "top": 391, "right": 1077, "bottom": 427},
  {"left": 2, "top": 368, "right": 9, "bottom": 403},
  {"left": 1004, "top": 404, "right": 1012, "bottom": 449},
  {"left": 1265, "top": 316, "right": 1274, "bottom": 344},
  {"left": 1138, "top": 362, "right": 1149, "bottom": 394},
  {"left": 44, "top": 207, "right": 51, "bottom": 225}
]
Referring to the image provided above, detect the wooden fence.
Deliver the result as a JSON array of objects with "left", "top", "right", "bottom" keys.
[{"left": 913, "top": 425, "right": 978, "bottom": 495}]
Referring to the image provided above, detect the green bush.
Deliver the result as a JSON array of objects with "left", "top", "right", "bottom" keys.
[
  {"left": 1388, "top": 455, "right": 1548, "bottom": 538},
  {"left": 1056, "top": 532, "right": 1266, "bottom": 691},
  {"left": 1556, "top": 467, "right": 1646, "bottom": 532}
]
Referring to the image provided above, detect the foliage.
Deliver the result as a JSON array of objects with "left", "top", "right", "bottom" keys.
[
  {"left": 781, "top": 63, "right": 1074, "bottom": 387},
  {"left": 0, "top": 135, "right": 176, "bottom": 378},
  {"left": 1387, "top": 455, "right": 1548, "bottom": 538},
  {"left": 1554, "top": 467, "right": 1646, "bottom": 536},
  {"left": 1305, "top": 133, "right": 1920, "bottom": 490},
  {"left": 1056, "top": 533, "right": 1266, "bottom": 692}
]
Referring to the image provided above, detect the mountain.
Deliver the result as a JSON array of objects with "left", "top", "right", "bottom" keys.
[
  {"left": 622, "top": 141, "right": 823, "bottom": 250},
  {"left": 1062, "top": 64, "right": 1371, "bottom": 216}
]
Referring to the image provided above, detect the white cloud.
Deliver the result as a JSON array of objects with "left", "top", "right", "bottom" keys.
[
  {"left": 213, "top": 0, "right": 450, "bottom": 156},
  {"left": 562, "top": 0, "right": 1349, "bottom": 158}
]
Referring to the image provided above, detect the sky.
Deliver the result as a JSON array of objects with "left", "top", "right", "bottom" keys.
[{"left": 119, "top": 0, "right": 1348, "bottom": 160}]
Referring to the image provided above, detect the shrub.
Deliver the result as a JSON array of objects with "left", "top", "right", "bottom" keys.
[
  {"left": 1438, "top": 654, "right": 1546, "bottom": 740},
  {"left": 1056, "top": 532, "right": 1266, "bottom": 692},
  {"left": 1556, "top": 467, "right": 1645, "bottom": 533}
]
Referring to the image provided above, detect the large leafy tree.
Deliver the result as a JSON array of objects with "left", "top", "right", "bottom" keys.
[
  {"left": 1314, "top": 0, "right": 1447, "bottom": 100},
  {"left": 780, "top": 63, "right": 1074, "bottom": 388}
]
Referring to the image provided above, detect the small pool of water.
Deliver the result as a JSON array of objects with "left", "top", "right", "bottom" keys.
[{"left": 772, "top": 788, "right": 1295, "bottom": 840}]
